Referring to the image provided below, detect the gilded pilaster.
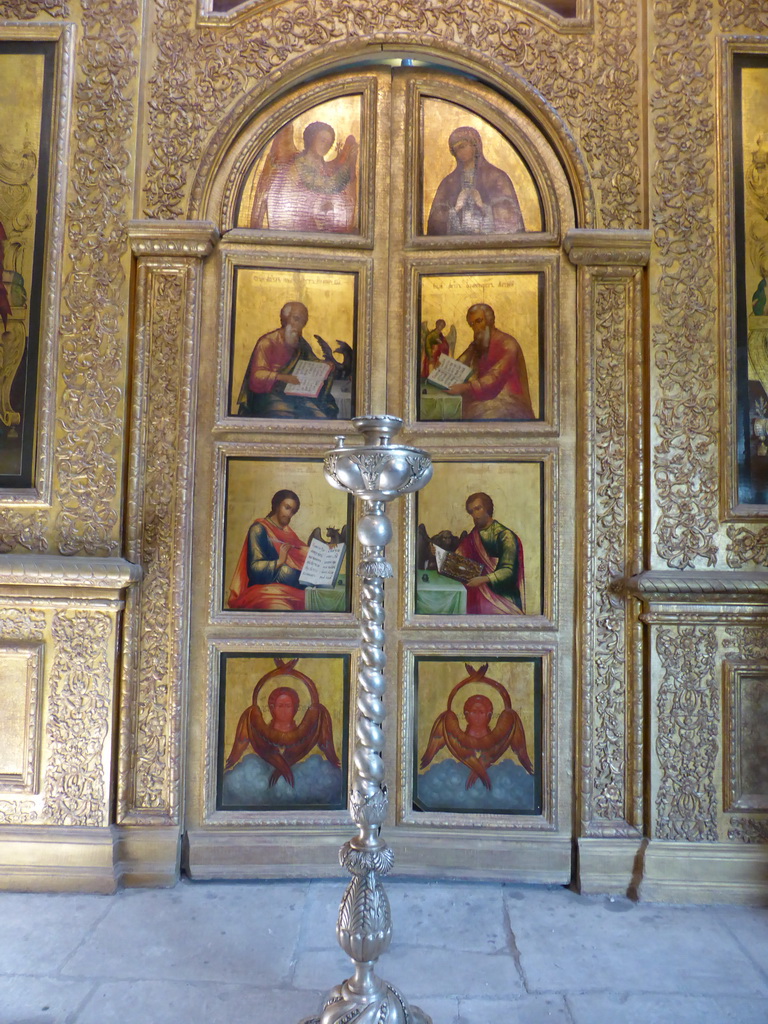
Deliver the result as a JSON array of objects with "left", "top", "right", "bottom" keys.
[
  {"left": 565, "top": 229, "right": 650, "bottom": 892},
  {"left": 117, "top": 221, "right": 217, "bottom": 882}
]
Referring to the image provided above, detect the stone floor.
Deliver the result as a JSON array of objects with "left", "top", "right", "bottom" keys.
[{"left": 2, "top": 877, "right": 767, "bottom": 1024}]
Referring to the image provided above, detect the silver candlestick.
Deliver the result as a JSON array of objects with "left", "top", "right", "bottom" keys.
[{"left": 299, "top": 415, "right": 433, "bottom": 1024}]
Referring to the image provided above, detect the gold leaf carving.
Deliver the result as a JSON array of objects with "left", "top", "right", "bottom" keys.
[
  {"left": 723, "top": 625, "right": 768, "bottom": 664},
  {"left": 0, "top": 608, "right": 46, "bottom": 641},
  {"left": 0, "top": 800, "right": 38, "bottom": 824},
  {"left": 720, "top": 2, "right": 768, "bottom": 32},
  {"left": 43, "top": 610, "right": 112, "bottom": 826},
  {"left": 145, "top": 0, "right": 640, "bottom": 231},
  {"left": 655, "top": 625, "right": 719, "bottom": 841},
  {"left": 0, "top": 1, "right": 68, "bottom": 15},
  {"left": 728, "top": 816, "right": 768, "bottom": 843},
  {"left": 726, "top": 525, "right": 768, "bottom": 569},
  {"left": 588, "top": 280, "right": 630, "bottom": 828},
  {"left": 0, "top": 511, "right": 49, "bottom": 554},
  {"left": 119, "top": 256, "right": 200, "bottom": 823},
  {"left": 54, "top": 0, "right": 139, "bottom": 555},
  {"left": 651, "top": 1, "right": 718, "bottom": 569}
]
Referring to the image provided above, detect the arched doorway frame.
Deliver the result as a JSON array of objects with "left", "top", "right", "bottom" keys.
[{"left": 120, "top": 38, "right": 649, "bottom": 892}]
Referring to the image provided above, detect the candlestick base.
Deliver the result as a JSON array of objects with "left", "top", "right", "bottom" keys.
[{"left": 299, "top": 980, "right": 433, "bottom": 1024}]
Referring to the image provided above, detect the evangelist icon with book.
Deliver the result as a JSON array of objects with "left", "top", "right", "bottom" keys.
[{"left": 299, "top": 537, "right": 346, "bottom": 587}]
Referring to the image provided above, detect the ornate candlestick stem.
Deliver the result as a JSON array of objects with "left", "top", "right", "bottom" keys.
[{"left": 300, "top": 415, "right": 433, "bottom": 1024}]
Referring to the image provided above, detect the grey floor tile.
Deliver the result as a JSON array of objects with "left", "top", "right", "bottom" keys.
[
  {"left": 458, "top": 995, "right": 571, "bottom": 1024},
  {"left": 75, "top": 979, "right": 325, "bottom": 1024},
  {"left": 0, "top": 893, "right": 110, "bottom": 976},
  {"left": 414, "top": 996, "right": 460, "bottom": 1024},
  {"left": 295, "top": 881, "right": 343, "bottom": 950},
  {"left": 291, "top": 942, "right": 524, "bottom": 1002},
  {"left": 0, "top": 976, "right": 94, "bottom": 1024},
  {"left": 290, "top": 948, "right": 358, "bottom": 992},
  {"left": 504, "top": 886, "right": 768, "bottom": 995},
  {"left": 718, "top": 905, "right": 768, "bottom": 978},
  {"left": 567, "top": 993, "right": 768, "bottom": 1024},
  {"left": 378, "top": 944, "right": 524, "bottom": 1000},
  {"left": 62, "top": 880, "right": 309, "bottom": 986},
  {"left": 387, "top": 880, "right": 509, "bottom": 953}
]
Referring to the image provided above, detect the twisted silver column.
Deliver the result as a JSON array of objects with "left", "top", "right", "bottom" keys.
[{"left": 299, "top": 416, "right": 433, "bottom": 1024}]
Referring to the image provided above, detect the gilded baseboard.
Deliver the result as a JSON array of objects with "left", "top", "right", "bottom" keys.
[
  {"left": 0, "top": 825, "right": 117, "bottom": 894},
  {"left": 642, "top": 840, "right": 768, "bottom": 905},
  {"left": 114, "top": 824, "right": 181, "bottom": 887}
]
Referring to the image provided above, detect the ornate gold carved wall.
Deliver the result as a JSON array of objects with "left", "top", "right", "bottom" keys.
[{"left": 0, "top": 0, "right": 764, "bottom": 901}]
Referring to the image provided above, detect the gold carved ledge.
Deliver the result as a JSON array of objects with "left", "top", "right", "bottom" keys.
[
  {"left": 0, "top": 555, "right": 141, "bottom": 593},
  {"left": 622, "top": 570, "right": 768, "bottom": 602},
  {"left": 564, "top": 228, "right": 652, "bottom": 267},
  {"left": 127, "top": 219, "right": 219, "bottom": 258}
]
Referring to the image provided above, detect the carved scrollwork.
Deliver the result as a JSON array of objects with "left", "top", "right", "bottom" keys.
[
  {"left": 54, "top": 0, "right": 139, "bottom": 555},
  {"left": 650, "top": 1, "right": 719, "bottom": 569},
  {"left": 0, "top": 512, "right": 49, "bottom": 555},
  {"left": 0, "top": 800, "right": 38, "bottom": 824},
  {"left": 145, "top": 0, "right": 639, "bottom": 231},
  {"left": 722, "top": 625, "right": 768, "bottom": 664},
  {"left": 43, "top": 610, "right": 113, "bottom": 826},
  {"left": 119, "top": 255, "right": 200, "bottom": 823},
  {"left": 0, "top": 608, "right": 46, "bottom": 640},
  {"left": 655, "top": 625, "right": 719, "bottom": 841},
  {"left": 0, "top": 1, "right": 69, "bottom": 15},
  {"left": 728, "top": 816, "right": 768, "bottom": 843},
  {"left": 590, "top": 280, "right": 630, "bottom": 825},
  {"left": 726, "top": 525, "right": 768, "bottom": 568},
  {"left": 720, "top": 2, "right": 768, "bottom": 32}
]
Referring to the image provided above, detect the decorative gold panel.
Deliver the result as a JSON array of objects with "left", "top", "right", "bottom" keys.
[
  {"left": 0, "top": 643, "right": 43, "bottom": 791},
  {"left": 723, "top": 663, "right": 768, "bottom": 813}
]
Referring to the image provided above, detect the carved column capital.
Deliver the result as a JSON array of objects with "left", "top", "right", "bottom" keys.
[
  {"left": 126, "top": 219, "right": 219, "bottom": 258},
  {"left": 564, "top": 229, "right": 652, "bottom": 268}
]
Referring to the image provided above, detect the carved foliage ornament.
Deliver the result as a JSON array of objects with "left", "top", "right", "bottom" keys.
[
  {"left": 54, "top": 0, "right": 139, "bottom": 556},
  {"left": 43, "top": 610, "right": 113, "bottom": 827},
  {"left": 655, "top": 625, "right": 719, "bottom": 842},
  {"left": 728, "top": 817, "right": 768, "bottom": 843},
  {"left": 651, "top": 0, "right": 719, "bottom": 569},
  {"left": 129, "top": 268, "right": 189, "bottom": 818},
  {"left": 725, "top": 525, "right": 768, "bottom": 568},
  {"left": 723, "top": 625, "right": 768, "bottom": 664},
  {"left": 720, "top": 2, "right": 768, "bottom": 32},
  {"left": 145, "top": 0, "right": 640, "bottom": 231},
  {"left": 590, "top": 280, "right": 629, "bottom": 826},
  {"left": 0, "top": 1, "right": 68, "bottom": 15}
]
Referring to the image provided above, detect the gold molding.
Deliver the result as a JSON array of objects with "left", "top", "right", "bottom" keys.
[
  {"left": 0, "top": 555, "right": 141, "bottom": 592},
  {"left": 127, "top": 219, "right": 219, "bottom": 257},
  {"left": 625, "top": 570, "right": 768, "bottom": 600},
  {"left": 563, "top": 228, "right": 652, "bottom": 267}
]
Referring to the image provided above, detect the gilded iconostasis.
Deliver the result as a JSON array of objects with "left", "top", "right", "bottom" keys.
[{"left": 0, "top": 1, "right": 766, "bottom": 900}]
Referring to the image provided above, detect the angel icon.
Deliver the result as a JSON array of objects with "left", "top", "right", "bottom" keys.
[
  {"left": 420, "top": 662, "right": 534, "bottom": 790},
  {"left": 249, "top": 120, "right": 359, "bottom": 234},
  {"left": 224, "top": 657, "right": 341, "bottom": 788}
]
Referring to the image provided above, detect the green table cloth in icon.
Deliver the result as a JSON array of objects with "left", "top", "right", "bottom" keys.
[
  {"left": 415, "top": 570, "right": 466, "bottom": 615},
  {"left": 419, "top": 384, "right": 462, "bottom": 421},
  {"left": 305, "top": 577, "right": 348, "bottom": 613}
]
